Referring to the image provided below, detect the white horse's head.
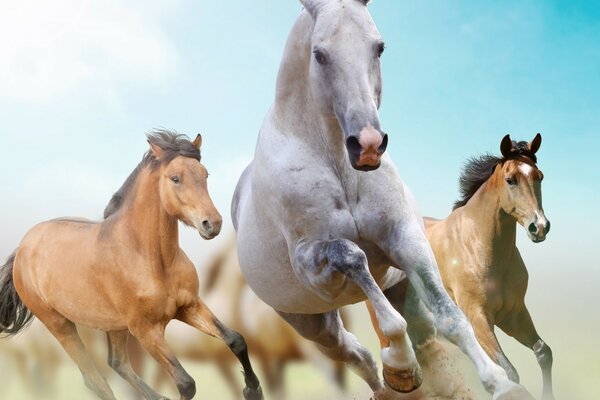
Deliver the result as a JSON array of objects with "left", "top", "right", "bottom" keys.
[{"left": 301, "top": 0, "right": 387, "bottom": 171}]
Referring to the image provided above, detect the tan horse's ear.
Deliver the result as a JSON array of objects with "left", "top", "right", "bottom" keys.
[
  {"left": 500, "top": 134, "right": 513, "bottom": 158},
  {"left": 192, "top": 134, "right": 202, "bottom": 150},
  {"left": 148, "top": 140, "right": 165, "bottom": 159},
  {"left": 529, "top": 133, "right": 542, "bottom": 154}
]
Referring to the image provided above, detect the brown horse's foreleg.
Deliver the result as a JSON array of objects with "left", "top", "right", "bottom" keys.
[
  {"left": 176, "top": 299, "right": 264, "bottom": 400},
  {"left": 106, "top": 330, "right": 166, "bottom": 400},
  {"left": 129, "top": 324, "right": 195, "bottom": 400},
  {"left": 460, "top": 305, "right": 519, "bottom": 383},
  {"left": 498, "top": 306, "right": 554, "bottom": 400}
]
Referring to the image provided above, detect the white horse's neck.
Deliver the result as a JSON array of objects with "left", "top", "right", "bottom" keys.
[{"left": 271, "top": 11, "right": 347, "bottom": 165}]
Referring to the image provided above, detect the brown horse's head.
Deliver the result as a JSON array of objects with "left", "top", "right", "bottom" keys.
[
  {"left": 149, "top": 134, "right": 222, "bottom": 240},
  {"left": 497, "top": 133, "right": 549, "bottom": 242}
]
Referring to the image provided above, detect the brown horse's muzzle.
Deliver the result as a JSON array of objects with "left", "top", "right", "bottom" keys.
[{"left": 346, "top": 126, "right": 388, "bottom": 171}]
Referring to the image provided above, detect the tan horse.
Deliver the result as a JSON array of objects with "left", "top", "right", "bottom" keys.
[
  {"left": 155, "top": 236, "right": 348, "bottom": 400},
  {"left": 369, "top": 134, "right": 553, "bottom": 399},
  {"left": 0, "top": 130, "right": 263, "bottom": 400}
]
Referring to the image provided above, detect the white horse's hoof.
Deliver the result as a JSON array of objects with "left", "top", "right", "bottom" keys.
[
  {"left": 383, "top": 362, "right": 423, "bottom": 393},
  {"left": 492, "top": 382, "right": 534, "bottom": 400}
]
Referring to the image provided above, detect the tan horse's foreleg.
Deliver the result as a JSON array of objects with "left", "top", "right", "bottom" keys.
[
  {"left": 106, "top": 330, "right": 167, "bottom": 400},
  {"left": 176, "top": 299, "right": 264, "bottom": 400},
  {"left": 459, "top": 305, "right": 519, "bottom": 383},
  {"left": 498, "top": 306, "right": 554, "bottom": 400},
  {"left": 129, "top": 324, "right": 196, "bottom": 400}
]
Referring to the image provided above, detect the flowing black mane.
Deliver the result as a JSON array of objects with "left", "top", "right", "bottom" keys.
[
  {"left": 103, "top": 129, "right": 201, "bottom": 219},
  {"left": 453, "top": 140, "right": 537, "bottom": 210}
]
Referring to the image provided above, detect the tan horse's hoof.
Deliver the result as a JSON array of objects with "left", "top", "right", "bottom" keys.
[{"left": 383, "top": 363, "right": 423, "bottom": 393}]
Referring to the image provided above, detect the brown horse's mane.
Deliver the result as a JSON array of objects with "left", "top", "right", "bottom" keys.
[
  {"left": 103, "top": 129, "right": 201, "bottom": 219},
  {"left": 453, "top": 140, "right": 537, "bottom": 211}
]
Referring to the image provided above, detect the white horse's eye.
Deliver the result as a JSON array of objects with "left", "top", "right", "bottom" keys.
[
  {"left": 377, "top": 42, "right": 385, "bottom": 57},
  {"left": 313, "top": 49, "right": 327, "bottom": 65}
]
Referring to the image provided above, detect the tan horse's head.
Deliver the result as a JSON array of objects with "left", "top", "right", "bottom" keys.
[
  {"left": 149, "top": 134, "right": 222, "bottom": 240},
  {"left": 497, "top": 133, "right": 549, "bottom": 242}
]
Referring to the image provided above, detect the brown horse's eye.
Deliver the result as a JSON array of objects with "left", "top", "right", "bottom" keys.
[
  {"left": 170, "top": 175, "right": 180, "bottom": 184},
  {"left": 505, "top": 177, "right": 516, "bottom": 186}
]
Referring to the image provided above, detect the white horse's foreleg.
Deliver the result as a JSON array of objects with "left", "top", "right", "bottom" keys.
[
  {"left": 386, "top": 229, "right": 533, "bottom": 399},
  {"left": 277, "top": 310, "right": 382, "bottom": 391},
  {"left": 295, "top": 239, "right": 422, "bottom": 392}
]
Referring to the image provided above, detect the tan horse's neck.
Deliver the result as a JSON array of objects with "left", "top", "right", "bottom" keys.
[
  {"left": 459, "top": 167, "right": 517, "bottom": 263},
  {"left": 109, "top": 167, "right": 179, "bottom": 268}
]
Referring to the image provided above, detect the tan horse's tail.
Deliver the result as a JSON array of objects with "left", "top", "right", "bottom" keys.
[{"left": 0, "top": 250, "right": 34, "bottom": 336}]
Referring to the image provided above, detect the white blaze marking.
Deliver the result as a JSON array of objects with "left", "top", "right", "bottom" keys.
[{"left": 518, "top": 163, "right": 533, "bottom": 176}]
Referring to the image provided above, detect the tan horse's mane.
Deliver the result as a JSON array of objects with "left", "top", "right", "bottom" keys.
[
  {"left": 103, "top": 129, "right": 201, "bottom": 219},
  {"left": 453, "top": 140, "right": 538, "bottom": 210}
]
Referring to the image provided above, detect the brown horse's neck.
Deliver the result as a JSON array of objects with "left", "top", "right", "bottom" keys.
[
  {"left": 116, "top": 167, "right": 179, "bottom": 268},
  {"left": 461, "top": 170, "right": 517, "bottom": 261}
]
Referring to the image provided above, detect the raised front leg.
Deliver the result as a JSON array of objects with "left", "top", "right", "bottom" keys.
[
  {"left": 384, "top": 226, "right": 533, "bottom": 399},
  {"left": 176, "top": 299, "right": 263, "bottom": 400},
  {"left": 498, "top": 306, "right": 554, "bottom": 400},
  {"left": 295, "top": 238, "right": 422, "bottom": 393}
]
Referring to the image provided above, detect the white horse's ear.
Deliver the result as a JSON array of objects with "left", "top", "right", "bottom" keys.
[
  {"left": 529, "top": 133, "right": 542, "bottom": 154},
  {"left": 299, "top": 0, "right": 318, "bottom": 16},
  {"left": 500, "top": 134, "right": 513, "bottom": 158}
]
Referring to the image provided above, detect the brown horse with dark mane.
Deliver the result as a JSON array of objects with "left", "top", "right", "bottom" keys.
[
  {"left": 0, "top": 130, "right": 263, "bottom": 400},
  {"left": 369, "top": 134, "right": 553, "bottom": 399}
]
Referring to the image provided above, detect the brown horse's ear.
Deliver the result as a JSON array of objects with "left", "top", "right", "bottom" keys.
[
  {"left": 529, "top": 133, "right": 542, "bottom": 154},
  {"left": 500, "top": 134, "right": 513, "bottom": 158},
  {"left": 148, "top": 140, "right": 165, "bottom": 159},
  {"left": 192, "top": 134, "right": 202, "bottom": 150}
]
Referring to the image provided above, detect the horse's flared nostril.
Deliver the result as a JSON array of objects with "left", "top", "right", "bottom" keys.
[
  {"left": 345, "top": 136, "right": 362, "bottom": 155},
  {"left": 378, "top": 133, "right": 388, "bottom": 153},
  {"left": 545, "top": 220, "right": 551, "bottom": 234},
  {"left": 528, "top": 223, "right": 537, "bottom": 234},
  {"left": 202, "top": 220, "right": 213, "bottom": 232}
]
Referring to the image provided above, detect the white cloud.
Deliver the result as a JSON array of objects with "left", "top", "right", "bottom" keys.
[{"left": 0, "top": 0, "right": 178, "bottom": 102}]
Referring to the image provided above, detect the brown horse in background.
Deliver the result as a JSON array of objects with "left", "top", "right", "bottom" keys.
[
  {"left": 154, "top": 236, "right": 349, "bottom": 400},
  {"left": 369, "top": 134, "right": 553, "bottom": 399},
  {"left": 0, "top": 130, "right": 263, "bottom": 400}
]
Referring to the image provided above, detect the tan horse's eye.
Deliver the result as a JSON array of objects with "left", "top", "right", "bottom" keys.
[
  {"left": 170, "top": 175, "right": 180, "bottom": 184},
  {"left": 505, "top": 177, "right": 516, "bottom": 186}
]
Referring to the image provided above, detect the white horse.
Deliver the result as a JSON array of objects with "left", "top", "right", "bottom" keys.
[{"left": 233, "top": 1, "right": 533, "bottom": 399}]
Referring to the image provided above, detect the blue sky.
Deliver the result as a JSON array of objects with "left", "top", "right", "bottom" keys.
[
  {"left": 0, "top": 0, "right": 598, "bottom": 269},
  {"left": 0, "top": 1, "right": 599, "bottom": 397}
]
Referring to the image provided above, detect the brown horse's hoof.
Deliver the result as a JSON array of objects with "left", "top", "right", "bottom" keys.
[
  {"left": 243, "top": 385, "right": 264, "bottom": 400},
  {"left": 383, "top": 362, "right": 423, "bottom": 393}
]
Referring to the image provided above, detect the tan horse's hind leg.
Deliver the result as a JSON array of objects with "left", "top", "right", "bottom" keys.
[
  {"left": 106, "top": 330, "right": 167, "bottom": 400},
  {"left": 498, "top": 306, "right": 554, "bottom": 400},
  {"left": 40, "top": 316, "right": 115, "bottom": 400},
  {"left": 176, "top": 299, "right": 263, "bottom": 400}
]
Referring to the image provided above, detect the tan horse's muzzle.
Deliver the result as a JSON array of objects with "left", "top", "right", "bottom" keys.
[{"left": 526, "top": 212, "right": 550, "bottom": 243}]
